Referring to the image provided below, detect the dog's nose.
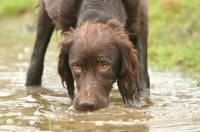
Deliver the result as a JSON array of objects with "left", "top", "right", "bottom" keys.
[{"left": 79, "top": 100, "right": 95, "bottom": 108}]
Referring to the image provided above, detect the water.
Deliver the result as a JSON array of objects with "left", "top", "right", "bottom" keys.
[{"left": 0, "top": 21, "right": 200, "bottom": 132}]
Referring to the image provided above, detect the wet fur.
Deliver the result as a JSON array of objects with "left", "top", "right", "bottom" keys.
[{"left": 26, "top": 0, "right": 150, "bottom": 111}]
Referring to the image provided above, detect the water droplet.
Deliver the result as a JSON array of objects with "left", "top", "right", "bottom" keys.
[
  {"left": 29, "top": 120, "right": 35, "bottom": 125},
  {"left": 95, "top": 121, "right": 104, "bottom": 126},
  {"left": 6, "top": 119, "right": 13, "bottom": 124},
  {"left": 34, "top": 111, "right": 40, "bottom": 116},
  {"left": 133, "top": 119, "right": 140, "bottom": 122},
  {"left": 24, "top": 47, "right": 30, "bottom": 53},
  {"left": 18, "top": 53, "right": 24, "bottom": 60},
  {"left": 69, "top": 119, "right": 75, "bottom": 122}
]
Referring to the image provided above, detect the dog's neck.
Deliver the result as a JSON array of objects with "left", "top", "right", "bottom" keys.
[{"left": 77, "top": 0, "right": 127, "bottom": 27}]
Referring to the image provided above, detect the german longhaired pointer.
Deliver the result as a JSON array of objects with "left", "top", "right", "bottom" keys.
[{"left": 26, "top": 0, "right": 150, "bottom": 111}]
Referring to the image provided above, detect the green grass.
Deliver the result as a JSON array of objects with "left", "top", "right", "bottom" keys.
[
  {"left": 48, "top": 116, "right": 53, "bottom": 131},
  {"left": 0, "top": 0, "right": 37, "bottom": 17},
  {"left": 148, "top": 0, "right": 200, "bottom": 72},
  {"left": 0, "top": 0, "right": 199, "bottom": 72}
]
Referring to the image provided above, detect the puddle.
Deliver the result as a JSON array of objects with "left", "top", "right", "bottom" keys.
[{"left": 0, "top": 24, "right": 200, "bottom": 132}]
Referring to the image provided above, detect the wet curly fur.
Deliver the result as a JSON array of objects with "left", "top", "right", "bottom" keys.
[{"left": 26, "top": 0, "right": 150, "bottom": 111}]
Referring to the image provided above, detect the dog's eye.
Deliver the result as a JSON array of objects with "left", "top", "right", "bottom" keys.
[
  {"left": 73, "top": 65, "right": 81, "bottom": 72},
  {"left": 100, "top": 63, "right": 108, "bottom": 71}
]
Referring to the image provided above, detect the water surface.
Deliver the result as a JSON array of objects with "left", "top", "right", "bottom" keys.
[{"left": 0, "top": 20, "right": 200, "bottom": 132}]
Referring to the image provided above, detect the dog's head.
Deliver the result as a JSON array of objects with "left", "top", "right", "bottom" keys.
[{"left": 58, "top": 20, "right": 140, "bottom": 111}]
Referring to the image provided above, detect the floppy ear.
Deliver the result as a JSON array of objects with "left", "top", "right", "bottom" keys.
[
  {"left": 116, "top": 42, "right": 140, "bottom": 107},
  {"left": 58, "top": 34, "right": 75, "bottom": 101},
  {"left": 107, "top": 20, "right": 140, "bottom": 106}
]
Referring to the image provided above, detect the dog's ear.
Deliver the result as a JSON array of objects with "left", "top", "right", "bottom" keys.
[
  {"left": 58, "top": 33, "right": 75, "bottom": 101},
  {"left": 106, "top": 20, "right": 140, "bottom": 106},
  {"left": 115, "top": 40, "right": 140, "bottom": 107}
]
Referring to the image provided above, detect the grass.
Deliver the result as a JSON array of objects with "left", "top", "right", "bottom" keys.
[
  {"left": 148, "top": 0, "right": 200, "bottom": 72},
  {"left": 48, "top": 116, "right": 53, "bottom": 131},
  {"left": 0, "top": 0, "right": 37, "bottom": 17},
  {"left": 0, "top": 0, "right": 199, "bottom": 73}
]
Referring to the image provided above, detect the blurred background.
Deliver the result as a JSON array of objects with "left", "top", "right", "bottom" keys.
[
  {"left": 0, "top": 1, "right": 199, "bottom": 131},
  {"left": 0, "top": 0, "right": 199, "bottom": 73}
]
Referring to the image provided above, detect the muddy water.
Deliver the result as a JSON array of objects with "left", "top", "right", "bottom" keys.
[{"left": 0, "top": 27, "right": 200, "bottom": 132}]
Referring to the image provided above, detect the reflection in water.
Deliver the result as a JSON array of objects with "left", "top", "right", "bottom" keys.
[{"left": 0, "top": 41, "right": 200, "bottom": 131}]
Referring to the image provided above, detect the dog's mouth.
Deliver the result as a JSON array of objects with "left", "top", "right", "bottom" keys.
[
  {"left": 74, "top": 102, "right": 108, "bottom": 111},
  {"left": 73, "top": 94, "right": 109, "bottom": 111}
]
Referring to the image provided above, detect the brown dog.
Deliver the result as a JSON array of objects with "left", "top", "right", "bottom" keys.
[{"left": 26, "top": 0, "right": 150, "bottom": 111}]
